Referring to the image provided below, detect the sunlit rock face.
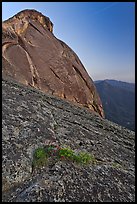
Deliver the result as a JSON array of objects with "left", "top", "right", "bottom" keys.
[{"left": 2, "top": 9, "right": 104, "bottom": 117}]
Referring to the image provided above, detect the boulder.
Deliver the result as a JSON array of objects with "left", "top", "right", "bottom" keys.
[{"left": 2, "top": 9, "right": 104, "bottom": 117}]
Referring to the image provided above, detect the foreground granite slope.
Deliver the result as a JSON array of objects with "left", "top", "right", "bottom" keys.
[
  {"left": 2, "top": 9, "right": 104, "bottom": 117},
  {"left": 2, "top": 79, "right": 135, "bottom": 202}
]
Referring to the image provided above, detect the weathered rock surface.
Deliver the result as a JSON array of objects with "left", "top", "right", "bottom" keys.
[
  {"left": 2, "top": 79, "right": 135, "bottom": 202},
  {"left": 2, "top": 9, "right": 104, "bottom": 117}
]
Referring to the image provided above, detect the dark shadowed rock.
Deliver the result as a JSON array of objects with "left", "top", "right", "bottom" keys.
[
  {"left": 2, "top": 9, "right": 104, "bottom": 117},
  {"left": 2, "top": 79, "right": 135, "bottom": 202}
]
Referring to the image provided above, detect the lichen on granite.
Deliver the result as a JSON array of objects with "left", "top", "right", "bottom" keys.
[{"left": 2, "top": 79, "right": 135, "bottom": 202}]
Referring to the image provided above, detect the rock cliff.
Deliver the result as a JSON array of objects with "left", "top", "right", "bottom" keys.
[
  {"left": 2, "top": 79, "right": 135, "bottom": 202},
  {"left": 2, "top": 9, "right": 104, "bottom": 117}
]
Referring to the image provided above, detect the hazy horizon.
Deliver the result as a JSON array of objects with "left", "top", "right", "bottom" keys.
[
  {"left": 2, "top": 2, "right": 135, "bottom": 83},
  {"left": 94, "top": 78, "right": 135, "bottom": 84}
]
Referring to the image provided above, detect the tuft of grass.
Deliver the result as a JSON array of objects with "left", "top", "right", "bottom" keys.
[
  {"left": 75, "top": 151, "right": 96, "bottom": 165},
  {"left": 32, "top": 147, "right": 48, "bottom": 168},
  {"left": 32, "top": 145, "right": 96, "bottom": 170},
  {"left": 58, "top": 147, "right": 75, "bottom": 160},
  {"left": 58, "top": 147, "right": 95, "bottom": 165}
]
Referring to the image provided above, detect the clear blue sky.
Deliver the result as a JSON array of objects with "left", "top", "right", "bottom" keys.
[{"left": 2, "top": 2, "right": 135, "bottom": 83}]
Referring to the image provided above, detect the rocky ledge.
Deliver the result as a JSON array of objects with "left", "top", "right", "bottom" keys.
[{"left": 2, "top": 79, "right": 135, "bottom": 202}]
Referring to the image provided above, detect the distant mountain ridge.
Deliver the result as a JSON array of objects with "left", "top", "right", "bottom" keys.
[
  {"left": 95, "top": 79, "right": 135, "bottom": 92},
  {"left": 94, "top": 79, "right": 135, "bottom": 131}
]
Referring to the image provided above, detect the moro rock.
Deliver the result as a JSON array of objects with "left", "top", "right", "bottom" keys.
[{"left": 2, "top": 9, "right": 104, "bottom": 117}]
